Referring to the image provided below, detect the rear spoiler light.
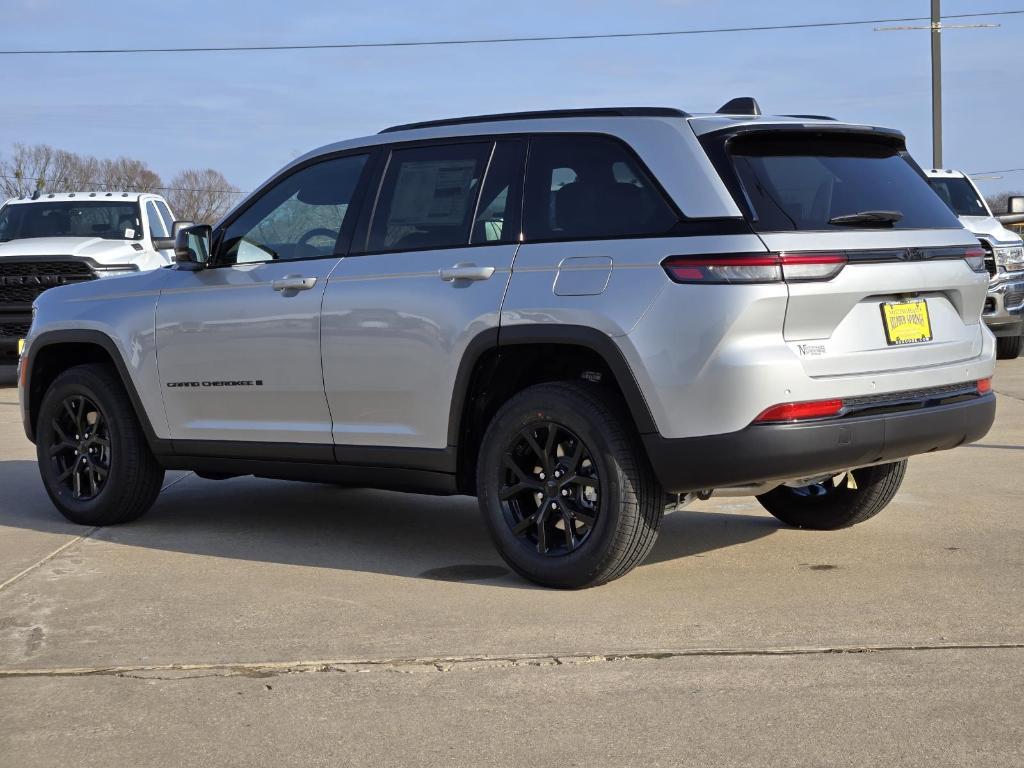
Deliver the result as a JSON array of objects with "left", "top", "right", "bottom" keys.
[{"left": 663, "top": 246, "right": 987, "bottom": 284}]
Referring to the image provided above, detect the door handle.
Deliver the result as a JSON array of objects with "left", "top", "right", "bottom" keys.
[
  {"left": 439, "top": 264, "right": 495, "bottom": 282},
  {"left": 272, "top": 276, "right": 317, "bottom": 292}
]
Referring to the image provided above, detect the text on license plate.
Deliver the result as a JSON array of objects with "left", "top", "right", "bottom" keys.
[{"left": 880, "top": 300, "right": 932, "bottom": 345}]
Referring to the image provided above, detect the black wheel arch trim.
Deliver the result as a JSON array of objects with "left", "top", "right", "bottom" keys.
[
  {"left": 446, "top": 323, "right": 659, "bottom": 448},
  {"left": 24, "top": 329, "right": 171, "bottom": 453}
]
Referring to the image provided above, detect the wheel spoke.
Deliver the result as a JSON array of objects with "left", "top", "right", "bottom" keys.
[
  {"left": 500, "top": 481, "right": 541, "bottom": 501},
  {"left": 49, "top": 441, "right": 76, "bottom": 457},
  {"left": 560, "top": 511, "right": 576, "bottom": 550},
  {"left": 563, "top": 500, "right": 595, "bottom": 528},
  {"left": 502, "top": 454, "right": 532, "bottom": 484},
  {"left": 542, "top": 425, "right": 557, "bottom": 466},
  {"left": 535, "top": 509, "right": 548, "bottom": 553},
  {"left": 72, "top": 466, "right": 82, "bottom": 498},
  {"left": 62, "top": 400, "right": 78, "bottom": 426},
  {"left": 90, "top": 462, "right": 109, "bottom": 480},
  {"left": 75, "top": 397, "right": 85, "bottom": 429},
  {"left": 512, "top": 512, "right": 538, "bottom": 535},
  {"left": 568, "top": 474, "right": 598, "bottom": 489},
  {"left": 52, "top": 418, "right": 72, "bottom": 444},
  {"left": 566, "top": 439, "right": 584, "bottom": 473},
  {"left": 520, "top": 429, "right": 549, "bottom": 472}
]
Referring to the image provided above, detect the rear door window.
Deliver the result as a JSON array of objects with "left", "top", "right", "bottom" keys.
[
  {"left": 523, "top": 134, "right": 678, "bottom": 241},
  {"left": 366, "top": 142, "right": 492, "bottom": 252},
  {"left": 727, "top": 134, "right": 961, "bottom": 232}
]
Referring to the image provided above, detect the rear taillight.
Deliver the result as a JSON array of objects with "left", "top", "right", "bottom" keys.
[
  {"left": 964, "top": 246, "right": 988, "bottom": 274},
  {"left": 662, "top": 252, "right": 846, "bottom": 284},
  {"left": 753, "top": 399, "right": 845, "bottom": 423},
  {"left": 977, "top": 377, "right": 992, "bottom": 394}
]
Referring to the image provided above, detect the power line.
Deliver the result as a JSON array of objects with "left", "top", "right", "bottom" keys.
[
  {"left": 969, "top": 168, "right": 1024, "bottom": 176},
  {"left": 1, "top": 10, "right": 1022, "bottom": 56}
]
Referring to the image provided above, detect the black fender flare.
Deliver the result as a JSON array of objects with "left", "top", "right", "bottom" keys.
[
  {"left": 24, "top": 329, "right": 169, "bottom": 452},
  {"left": 446, "top": 324, "right": 659, "bottom": 448}
]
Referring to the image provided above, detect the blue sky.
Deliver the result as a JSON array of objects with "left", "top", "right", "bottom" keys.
[{"left": 2, "top": 0, "right": 1021, "bottom": 196}]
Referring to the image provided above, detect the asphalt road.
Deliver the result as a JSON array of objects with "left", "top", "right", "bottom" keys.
[{"left": 1, "top": 360, "right": 1022, "bottom": 767}]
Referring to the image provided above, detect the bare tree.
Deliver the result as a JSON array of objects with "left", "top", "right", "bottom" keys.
[
  {"left": 165, "top": 169, "right": 240, "bottom": 224},
  {"left": 98, "top": 156, "right": 163, "bottom": 193},
  {"left": 985, "top": 190, "right": 1024, "bottom": 216},
  {"left": 1, "top": 144, "right": 164, "bottom": 197},
  {"left": 2, "top": 143, "right": 240, "bottom": 222}
]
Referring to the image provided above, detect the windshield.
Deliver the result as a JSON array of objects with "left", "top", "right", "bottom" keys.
[
  {"left": 724, "top": 134, "right": 961, "bottom": 232},
  {"left": 0, "top": 201, "right": 143, "bottom": 243},
  {"left": 927, "top": 177, "right": 989, "bottom": 217}
]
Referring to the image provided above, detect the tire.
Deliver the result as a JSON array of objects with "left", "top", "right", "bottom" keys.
[
  {"left": 756, "top": 460, "right": 907, "bottom": 531},
  {"left": 996, "top": 333, "right": 1022, "bottom": 360},
  {"left": 476, "top": 381, "right": 663, "bottom": 589},
  {"left": 36, "top": 364, "right": 164, "bottom": 526}
]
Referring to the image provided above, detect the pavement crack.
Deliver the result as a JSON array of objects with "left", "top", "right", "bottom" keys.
[
  {"left": 2, "top": 642, "right": 1022, "bottom": 680},
  {"left": 0, "top": 473, "right": 192, "bottom": 597}
]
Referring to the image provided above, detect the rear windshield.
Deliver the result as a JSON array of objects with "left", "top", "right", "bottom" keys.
[
  {"left": 726, "top": 134, "right": 961, "bottom": 232},
  {"left": 927, "top": 176, "right": 989, "bottom": 217},
  {"left": 0, "top": 201, "right": 143, "bottom": 242}
]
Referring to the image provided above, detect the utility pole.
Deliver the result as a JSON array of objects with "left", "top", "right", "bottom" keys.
[
  {"left": 876, "top": 0, "right": 997, "bottom": 169},
  {"left": 930, "top": 0, "right": 942, "bottom": 167}
]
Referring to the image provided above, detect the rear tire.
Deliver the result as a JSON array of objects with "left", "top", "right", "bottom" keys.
[
  {"left": 756, "top": 460, "right": 907, "bottom": 531},
  {"left": 476, "top": 382, "right": 663, "bottom": 589},
  {"left": 996, "top": 332, "right": 1022, "bottom": 360},
  {"left": 36, "top": 364, "right": 164, "bottom": 526}
]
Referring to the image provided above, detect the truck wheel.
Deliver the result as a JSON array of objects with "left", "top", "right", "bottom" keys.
[
  {"left": 756, "top": 460, "right": 907, "bottom": 530},
  {"left": 996, "top": 333, "right": 1022, "bottom": 360},
  {"left": 36, "top": 364, "right": 164, "bottom": 526},
  {"left": 476, "top": 382, "right": 663, "bottom": 589}
]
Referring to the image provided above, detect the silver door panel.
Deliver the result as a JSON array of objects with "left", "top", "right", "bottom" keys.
[
  {"left": 321, "top": 244, "right": 517, "bottom": 448},
  {"left": 156, "top": 260, "right": 339, "bottom": 443}
]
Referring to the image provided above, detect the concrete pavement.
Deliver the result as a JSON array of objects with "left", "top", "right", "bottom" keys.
[{"left": 1, "top": 359, "right": 1022, "bottom": 766}]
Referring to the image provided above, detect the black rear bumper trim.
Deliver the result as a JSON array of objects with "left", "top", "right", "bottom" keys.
[{"left": 643, "top": 394, "right": 996, "bottom": 493}]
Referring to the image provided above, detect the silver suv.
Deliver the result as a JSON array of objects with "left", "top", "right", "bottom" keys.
[{"left": 18, "top": 101, "right": 996, "bottom": 588}]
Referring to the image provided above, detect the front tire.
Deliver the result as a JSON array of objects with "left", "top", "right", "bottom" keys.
[
  {"left": 996, "top": 332, "right": 1022, "bottom": 360},
  {"left": 36, "top": 364, "right": 164, "bottom": 526},
  {"left": 476, "top": 382, "right": 663, "bottom": 589},
  {"left": 756, "top": 460, "right": 907, "bottom": 530}
]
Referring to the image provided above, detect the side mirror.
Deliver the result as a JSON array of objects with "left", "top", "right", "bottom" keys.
[
  {"left": 171, "top": 219, "right": 195, "bottom": 237},
  {"left": 173, "top": 224, "right": 212, "bottom": 270},
  {"left": 154, "top": 221, "right": 195, "bottom": 252},
  {"left": 1008, "top": 196, "right": 1024, "bottom": 215}
]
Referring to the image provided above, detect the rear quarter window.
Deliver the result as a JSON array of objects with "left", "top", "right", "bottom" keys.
[{"left": 723, "top": 133, "right": 962, "bottom": 232}]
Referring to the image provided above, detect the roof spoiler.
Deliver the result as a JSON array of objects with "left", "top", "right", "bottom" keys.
[{"left": 716, "top": 97, "right": 761, "bottom": 116}]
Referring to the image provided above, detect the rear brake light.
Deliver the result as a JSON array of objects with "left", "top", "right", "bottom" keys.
[
  {"left": 964, "top": 246, "right": 988, "bottom": 273},
  {"left": 754, "top": 398, "right": 845, "bottom": 423},
  {"left": 662, "top": 252, "right": 846, "bottom": 284},
  {"left": 977, "top": 377, "right": 992, "bottom": 394}
]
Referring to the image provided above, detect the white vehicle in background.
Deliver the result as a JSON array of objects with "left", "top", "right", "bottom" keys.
[
  {"left": 0, "top": 191, "right": 181, "bottom": 366},
  {"left": 926, "top": 169, "right": 1024, "bottom": 359}
]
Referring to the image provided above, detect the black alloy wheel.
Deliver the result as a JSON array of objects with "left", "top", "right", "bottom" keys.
[
  {"left": 499, "top": 421, "right": 600, "bottom": 556},
  {"left": 49, "top": 394, "right": 111, "bottom": 501}
]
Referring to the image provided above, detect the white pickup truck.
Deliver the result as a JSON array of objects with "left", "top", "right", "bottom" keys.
[{"left": 0, "top": 191, "right": 180, "bottom": 366}]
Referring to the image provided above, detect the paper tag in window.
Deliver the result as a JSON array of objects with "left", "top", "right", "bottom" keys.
[{"left": 124, "top": 228, "right": 135, "bottom": 238}]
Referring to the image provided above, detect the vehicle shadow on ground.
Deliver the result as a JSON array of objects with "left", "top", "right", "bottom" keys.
[{"left": 0, "top": 460, "right": 778, "bottom": 586}]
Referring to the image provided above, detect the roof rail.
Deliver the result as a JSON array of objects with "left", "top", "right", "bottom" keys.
[
  {"left": 783, "top": 114, "right": 837, "bottom": 121},
  {"left": 379, "top": 107, "right": 689, "bottom": 134},
  {"left": 716, "top": 97, "right": 761, "bottom": 116}
]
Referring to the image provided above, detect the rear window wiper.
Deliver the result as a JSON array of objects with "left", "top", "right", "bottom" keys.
[{"left": 828, "top": 210, "right": 903, "bottom": 227}]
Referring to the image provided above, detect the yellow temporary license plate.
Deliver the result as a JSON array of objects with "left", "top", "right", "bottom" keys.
[{"left": 881, "top": 300, "right": 932, "bottom": 345}]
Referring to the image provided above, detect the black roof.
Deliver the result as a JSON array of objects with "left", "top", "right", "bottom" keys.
[{"left": 379, "top": 107, "right": 689, "bottom": 134}]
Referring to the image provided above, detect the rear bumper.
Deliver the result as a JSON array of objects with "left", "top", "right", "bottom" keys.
[{"left": 642, "top": 393, "right": 996, "bottom": 493}]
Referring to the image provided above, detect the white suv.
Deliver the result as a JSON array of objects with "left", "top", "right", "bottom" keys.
[
  {"left": 19, "top": 101, "right": 997, "bottom": 588},
  {"left": 0, "top": 191, "right": 179, "bottom": 366}
]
